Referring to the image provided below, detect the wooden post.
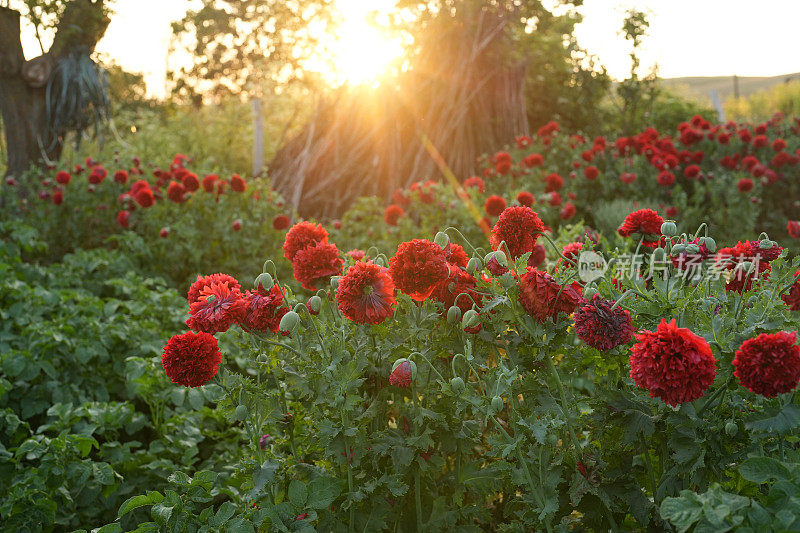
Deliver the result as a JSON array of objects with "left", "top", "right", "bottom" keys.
[{"left": 252, "top": 96, "right": 264, "bottom": 177}]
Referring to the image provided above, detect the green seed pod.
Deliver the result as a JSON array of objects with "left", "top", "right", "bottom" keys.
[
  {"left": 759, "top": 239, "right": 774, "bottom": 250},
  {"left": 494, "top": 251, "right": 508, "bottom": 267},
  {"left": 725, "top": 421, "right": 737, "bottom": 437},
  {"left": 447, "top": 305, "right": 462, "bottom": 325},
  {"left": 308, "top": 295, "right": 322, "bottom": 314},
  {"left": 651, "top": 247, "right": 666, "bottom": 262},
  {"left": 255, "top": 272, "right": 274, "bottom": 290},
  {"left": 490, "top": 396, "right": 503, "bottom": 414},
  {"left": 484, "top": 251, "right": 496, "bottom": 265},
  {"left": 685, "top": 244, "right": 700, "bottom": 255},
  {"left": 374, "top": 256, "right": 386, "bottom": 267},
  {"left": 434, "top": 231, "right": 450, "bottom": 249},
  {"left": 583, "top": 285, "right": 598, "bottom": 300},
  {"left": 660, "top": 221, "right": 677, "bottom": 237},
  {"left": 467, "top": 257, "right": 482, "bottom": 274},
  {"left": 703, "top": 237, "right": 717, "bottom": 253},
  {"left": 330, "top": 276, "right": 341, "bottom": 290},
  {"left": 279, "top": 311, "right": 300, "bottom": 333},
  {"left": 235, "top": 405, "right": 248, "bottom": 421},
  {"left": 461, "top": 309, "right": 479, "bottom": 330},
  {"left": 739, "top": 261, "right": 754, "bottom": 274},
  {"left": 671, "top": 244, "right": 687, "bottom": 255},
  {"left": 450, "top": 377, "right": 465, "bottom": 394}
]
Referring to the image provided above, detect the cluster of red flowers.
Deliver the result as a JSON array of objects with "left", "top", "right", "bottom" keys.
[
  {"left": 284, "top": 222, "right": 344, "bottom": 290},
  {"left": 573, "top": 294, "right": 634, "bottom": 351},
  {"left": 713, "top": 240, "right": 782, "bottom": 293},
  {"left": 617, "top": 209, "right": 664, "bottom": 248}
]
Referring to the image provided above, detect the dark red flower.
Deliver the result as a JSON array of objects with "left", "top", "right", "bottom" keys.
[
  {"left": 522, "top": 153, "right": 544, "bottom": 167},
  {"left": 574, "top": 294, "right": 634, "bottom": 350},
  {"left": 167, "top": 181, "right": 185, "bottom": 203},
  {"left": 188, "top": 273, "right": 241, "bottom": 305},
  {"left": 116, "top": 210, "right": 130, "bottom": 228},
  {"left": 202, "top": 174, "right": 218, "bottom": 193},
  {"left": 733, "top": 331, "right": 800, "bottom": 397},
  {"left": 160, "top": 227, "right": 169, "bottom": 238},
  {"left": 548, "top": 191, "right": 562, "bottom": 206},
  {"left": 88, "top": 165, "right": 107, "bottom": 184},
  {"left": 272, "top": 215, "right": 290, "bottom": 230},
  {"left": 528, "top": 244, "right": 546, "bottom": 268},
  {"left": 55, "top": 171, "right": 71, "bottom": 185},
  {"left": 389, "top": 239, "right": 450, "bottom": 301},
  {"left": 518, "top": 269, "right": 583, "bottom": 323},
  {"left": 444, "top": 243, "right": 469, "bottom": 268},
  {"left": 493, "top": 151, "right": 512, "bottom": 174},
  {"left": 390, "top": 360, "right": 413, "bottom": 387},
  {"left": 714, "top": 242, "right": 772, "bottom": 293},
  {"left": 545, "top": 173, "right": 564, "bottom": 192},
  {"left": 232, "top": 219, "right": 242, "bottom": 231},
  {"left": 620, "top": 172, "right": 636, "bottom": 183},
  {"left": 463, "top": 176, "right": 485, "bottom": 192},
  {"left": 292, "top": 242, "right": 344, "bottom": 291},
  {"left": 738, "top": 178, "right": 754, "bottom": 192},
  {"left": 789, "top": 221, "right": 800, "bottom": 239},
  {"left": 629, "top": 319, "right": 716, "bottom": 406},
  {"left": 230, "top": 174, "right": 246, "bottom": 192},
  {"left": 490, "top": 206, "right": 546, "bottom": 260},
  {"left": 484, "top": 195, "right": 507, "bottom": 217},
  {"left": 657, "top": 170, "right": 675, "bottom": 186},
  {"left": 182, "top": 172, "right": 200, "bottom": 192},
  {"left": 516, "top": 191, "right": 534, "bottom": 207},
  {"left": 114, "top": 170, "right": 128, "bottom": 184},
  {"left": 683, "top": 165, "right": 700, "bottom": 179},
  {"left": 781, "top": 271, "right": 800, "bottom": 310},
  {"left": 133, "top": 186, "right": 154, "bottom": 208},
  {"left": 384, "top": 204, "right": 405, "bottom": 226},
  {"left": 162, "top": 331, "right": 222, "bottom": 387},
  {"left": 240, "top": 284, "right": 288, "bottom": 333},
  {"left": 52, "top": 190, "right": 63, "bottom": 205},
  {"left": 283, "top": 221, "right": 329, "bottom": 261},
  {"left": 584, "top": 166, "right": 599, "bottom": 180},
  {"left": 432, "top": 268, "right": 481, "bottom": 313},
  {"left": 617, "top": 209, "right": 664, "bottom": 247},
  {"left": 187, "top": 280, "right": 246, "bottom": 334},
  {"left": 336, "top": 261, "right": 396, "bottom": 324},
  {"left": 560, "top": 202, "right": 576, "bottom": 220}
]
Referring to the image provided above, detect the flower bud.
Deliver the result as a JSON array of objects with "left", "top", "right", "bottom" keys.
[
  {"left": 582, "top": 285, "right": 598, "bottom": 300},
  {"left": 434, "top": 231, "right": 450, "bottom": 249},
  {"left": 235, "top": 404, "right": 248, "bottom": 421},
  {"left": 279, "top": 311, "right": 300, "bottom": 333},
  {"left": 660, "top": 221, "right": 677, "bottom": 236},
  {"left": 494, "top": 251, "right": 508, "bottom": 267},
  {"left": 255, "top": 272, "right": 274, "bottom": 291},
  {"left": 374, "top": 256, "right": 386, "bottom": 267},
  {"left": 702, "top": 237, "right": 716, "bottom": 252},
  {"left": 671, "top": 244, "right": 686, "bottom": 255},
  {"left": 450, "top": 377, "right": 465, "bottom": 394},
  {"left": 724, "top": 421, "right": 737, "bottom": 437},
  {"left": 651, "top": 247, "right": 666, "bottom": 263},
  {"left": 447, "top": 305, "right": 462, "bottom": 325},
  {"left": 466, "top": 257, "right": 481, "bottom": 274},
  {"left": 759, "top": 239, "right": 774, "bottom": 250},
  {"left": 330, "top": 276, "right": 341, "bottom": 290},
  {"left": 739, "top": 261, "right": 754, "bottom": 274},
  {"left": 259, "top": 434, "right": 273, "bottom": 450},
  {"left": 685, "top": 244, "right": 700, "bottom": 255},
  {"left": 490, "top": 396, "right": 503, "bottom": 414},
  {"left": 308, "top": 295, "right": 322, "bottom": 314},
  {"left": 461, "top": 309, "right": 479, "bottom": 330}
]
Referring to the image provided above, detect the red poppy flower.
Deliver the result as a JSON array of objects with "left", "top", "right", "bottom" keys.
[
  {"left": 574, "top": 294, "right": 634, "bottom": 351},
  {"left": 584, "top": 166, "right": 599, "bottom": 180},
  {"left": 484, "top": 195, "right": 507, "bottom": 217},
  {"left": 389, "top": 239, "right": 450, "bottom": 301},
  {"left": 55, "top": 171, "right": 71, "bottom": 185},
  {"left": 516, "top": 191, "right": 534, "bottom": 207},
  {"left": 188, "top": 273, "right": 242, "bottom": 304},
  {"left": 160, "top": 228, "right": 169, "bottom": 238},
  {"left": 490, "top": 206, "right": 546, "bottom": 260},
  {"left": 683, "top": 165, "right": 700, "bottom": 179},
  {"left": 240, "top": 284, "right": 288, "bottom": 334},
  {"left": 522, "top": 153, "right": 544, "bottom": 167},
  {"left": 737, "top": 178, "right": 754, "bottom": 192},
  {"left": 518, "top": 269, "right": 583, "bottom": 323},
  {"left": 182, "top": 172, "right": 200, "bottom": 192},
  {"left": 390, "top": 360, "right": 413, "bottom": 387},
  {"left": 620, "top": 172, "right": 636, "bottom": 183},
  {"left": 528, "top": 244, "right": 546, "bottom": 268},
  {"left": 116, "top": 210, "right": 130, "bottom": 228},
  {"left": 187, "top": 280, "right": 246, "bottom": 334},
  {"left": 88, "top": 165, "right": 107, "bottom": 184},
  {"left": 202, "top": 174, "right": 218, "bottom": 193},
  {"left": 781, "top": 271, "right": 800, "bottom": 310},
  {"left": 444, "top": 243, "right": 469, "bottom": 268},
  {"left": 232, "top": 219, "right": 242, "bottom": 231},
  {"left": 493, "top": 151, "right": 512, "bottom": 175},
  {"left": 548, "top": 191, "right": 562, "bottom": 206},
  {"left": 629, "top": 319, "right": 716, "bottom": 407},
  {"left": 384, "top": 204, "right": 405, "bottom": 226},
  {"left": 272, "top": 215, "right": 290, "bottom": 230},
  {"left": 114, "top": 170, "right": 128, "bottom": 184},
  {"left": 162, "top": 331, "right": 222, "bottom": 387},
  {"left": 432, "top": 268, "right": 481, "bottom": 313},
  {"left": 52, "top": 190, "right": 63, "bottom": 205},
  {"left": 167, "top": 181, "right": 186, "bottom": 203},
  {"left": 463, "top": 176, "right": 485, "bottom": 192},
  {"left": 133, "top": 186, "right": 155, "bottom": 208},
  {"left": 283, "top": 221, "right": 329, "bottom": 261},
  {"left": 392, "top": 188, "right": 410, "bottom": 207},
  {"left": 788, "top": 221, "right": 800, "bottom": 239},
  {"left": 292, "top": 242, "right": 344, "bottom": 291},
  {"left": 560, "top": 202, "right": 576, "bottom": 220},
  {"left": 230, "top": 174, "right": 246, "bottom": 192},
  {"left": 336, "top": 261, "right": 396, "bottom": 324},
  {"left": 657, "top": 170, "right": 675, "bottom": 186},
  {"left": 346, "top": 249, "right": 366, "bottom": 261},
  {"left": 617, "top": 209, "right": 664, "bottom": 247},
  {"left": 714, "top": 242, "right": 772, "bottom": 293},
  {"left": 544, "top": 173, "right": 564, "bottom": 192},
  {"left": 733, "top": 331, "right": 800, "bottom": 397}
]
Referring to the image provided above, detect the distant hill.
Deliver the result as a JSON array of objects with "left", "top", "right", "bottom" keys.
[{"left": 661, "top": 72, "right": 800, "bottom": 102}]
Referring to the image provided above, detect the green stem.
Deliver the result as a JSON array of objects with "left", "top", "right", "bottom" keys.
[
  {"left": 641, "top": 435, "right": 659, "bottom": 504},
  {"left": 341, "top": 407, "right": 355, "bottom": 533},
  {"left": 697, "top": 376, "right": 732, "bottom": 416},
  {"left": 544, "top": 355, "right": 581, "bottom": 453},
  {"left": 414, "top": 469, "right": 423, "bottom": 532}
]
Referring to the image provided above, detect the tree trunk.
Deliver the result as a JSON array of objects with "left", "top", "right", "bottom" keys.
[{"left": 0, "top": 2, "right": 109, "bottom": 188}]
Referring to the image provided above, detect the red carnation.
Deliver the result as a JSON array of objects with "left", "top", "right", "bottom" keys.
[
  {"left": 733, "top": 331, "right": 800, "bottom": 397},
  {"left": 162, "top": 331, "right": 222, "bottom": 387},
  {"left": 781, "top": 271, "right": 800, "bottom": 311},
  {"left": 283, "top": 221, "right": 329, "bottom": 261},
  {"left": 188, "top": 273, "right": 241, "bottom": 304},
  {"left": 617, "top": 209, "right": 663, "bottom": 247},
  {"left": 272, "top": 215, "right": 290, "bottom": 230},
  {"left": 490, "top": 206, "right": 546, "bottom": 260},
  {"left": 464, "top": 176, "right": 485, "bottom": 192},
  {"left": 187, "top": 280, "right": 246, "bottom": 334},
  {"left": 517, "top": 191, "right": 534, "bottom": 207},
  {"left": 384, "top": 204, "right": 405, "bottom": 226},
  {"left": 182, "top": 173, "right": 200, "bottom": 192},
  {"left": 230, "top": 174, "right": 246, "bottom": 192},
  {"left": 240, "top": 284, "right": 288, "bottom": 334},
  {"left": 484, "top": 195, "right": 507, "bottom": 217},
  {"left": 390, "top": 360, "right": 413, "bottom": 388},
  {"left": 389, "top": 239, "right": 450, "bottom": 301},
  {"left": 292, "top": 242, "right": 344, "bottom": 290},
  {"left": 336, "top": 261, "right": 396, "bottom": 324},
  {"left": 167, "top": 181, "right": 186, "bottom": 203},
  {"left": 574, "top": 294, "right": 634, "bottom": 351},
  {"left": 518, "top": 269, "right": 583, "bottom": 323},
  {"left": 55, "top": 171, "right": 71, "bottom": 185},
  {"left": 629, "top": 319, "right": 716, "bottom": 407},
  {"left": 116, "top": 210, "right": 130, "bottom": 228}
]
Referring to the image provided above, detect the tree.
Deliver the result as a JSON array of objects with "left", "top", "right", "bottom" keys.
[{"left": 0, "top": 0, "right": 110, "bottom": 189}]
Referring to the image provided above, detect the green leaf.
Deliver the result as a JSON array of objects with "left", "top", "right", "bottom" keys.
[
  {"left": 738, "top": 457, "right": 791, "bottom": 484},
  {"left": 187, "top": 388, "right": 204, "bottom": 410},
  {"left": 95, "top": 524, "right": 122, "bottom": 533},
  {"left": 660, "top": 491, "right": 703, "bottom": 533},
  {"left": 210, "top": 502, "right": 236, "bottom": 527},
  {"left": 306, "top": 477, "right": 343, "bottom": 510},
  {"left": 746, "top": 403, "right": 800, "bottom": 434},
  {"left": 118, "top": 491, "right": 164, "bottom": 518},
  {"left": 253, "top": 461, "right": 278, "bottom": 491},
  {"left": 288, "top": 480, "right": 308, "bottom": 507}
]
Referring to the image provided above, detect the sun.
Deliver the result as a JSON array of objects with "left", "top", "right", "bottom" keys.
[{"left": 304, "top": 0, "right": 405, "bottom": 86}]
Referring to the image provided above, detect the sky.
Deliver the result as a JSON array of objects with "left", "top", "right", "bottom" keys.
[{"left": 18, "top": 0, "right": 800, "bottom": 98}]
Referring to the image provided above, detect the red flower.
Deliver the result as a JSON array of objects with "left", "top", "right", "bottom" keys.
[
  {"left": 162, "top": 331, "right": 222, "bottom": 388},
  {"left": 272, "top": 215, "right": 290, "bottom": 230},
  {"left": 336, "top": 261, "right": 396, "bottom": 324},
  {"left": 548, "top": 191, "right": 562, "bottom": 206},
  {"left": 133, "top": 186, "right": 154, "bottom": 208},
  {"left": 518, "top": 269, "right": 583, "bottom": 323},
  {"left": 390, "top": 360, "right": 413, "bottom": 387},
  {"left": 583, "top": 166, "right": 599, "bottom": 180},
  {"left": 737, "top": 178, "right": 754, "bottom": 192},
  {"left": 116, "top": 210, "right": 130, "bottom": 228},
  {"left": 292, "top": 242, "right": 344, "bottom": 290},
  {"left": 560, "top": 202, "right": 576, "bottom": 220},
  {"left": 114, "top": 170, "right": 128, "bottom": 184},
  {"left": 167, "top": 181, "right": 185, "bottom": 203},
  {"left": 160, "top": 228, "right": 169, "bottom": 238},
  {"left": 657, "top": 170, "right": 675, "bottom": 186},
  {"left": 389, "top": 239, "right": 450, "bottom": 301},
  {"left": 781, "top": 271, "right": 800, "bottom": 310},
  {"left": 522, "top": 153, "right": 544, "bottom": 167},
  {"left": 484, "top": 195, "right": 507, "bottom": 217},
  {"left": 620, "top": 172, "right": 636, "bottom": 183},
  {"left": 574, "top": 294, "right": 634, "bottom": 351},
  {"left": 733, "top": 331, "right": 800, "bottom": 397},
  {"left": 714, "top": 242, "right": 772, "bottom": 293},
  {"left": 88, "top": 165, "right": 107, "bottom": 184},
  {"left": 788, "top": 220, "right": 800, "bottom": 239},
  {"left": 240, "top": 284, "right": 288, "bottom": 333},
  {"left": 187, "top": 280, "right": 246, "bottom": 334},
  {"left": 671, "top": 237, "right": 711, "bottom": 270},
  {"left": 432, "top": 268, "right": 481, "bottom": 313},
  {"left": 384, "top": 204, "right": 405, "bottom": 226},
  {"left": 493, "top": 151, "right": 512, "bottom": 174},
  {"left": 516, "top": 191, "right": 534, "bottom": 207},
  {"left": 617, "top": 209, "right": 663, "bottom": 247},
  {"left": 561, "top": 242, "right": 583, "bottom": 266},
  {"left": 463, "top": 176, "right": 485, "bottom": 192},
  {"left": 490, "top": 206, "right": 546, "bottom": 260},
  {"left": 545, "top": 173, "right": 564, "bottom": 192},
  {"left": 629, "top": 319, "right": 716, "bottom": 406},
  {"left": 188, "top": 273, "right": 241, "bottom": 304},
  {"left": 55, "top": 171, "right": 71, "bottom": 185},
  {"left": 202, "top": 174, "right": 218, "bottom": 193},
  {"left": 683, "top": 165, "right": 700, "bottom": 179},
  {"left": 444, "top": 243, "right": 469, "bottom": 268},
  {"left": 528, "top": 244, "right": 546, "bottom": 268},
  {"left": 232, "top": 219, "right": 242, "bottom": 231},
  {"left": 230, "top": 174, "right": 246, "bottom": 192},
  {"left": 283, "top": 221, "right": 329, "bottom": 261},
  {"left": 182, "top": 172, "right": 200, "bottom": 192},
  {"left": 392, "top": 188, "right": 410, "bottom": 207},
  {"left": 52, "top": 190, "right": 63, "bottom": 205}
]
